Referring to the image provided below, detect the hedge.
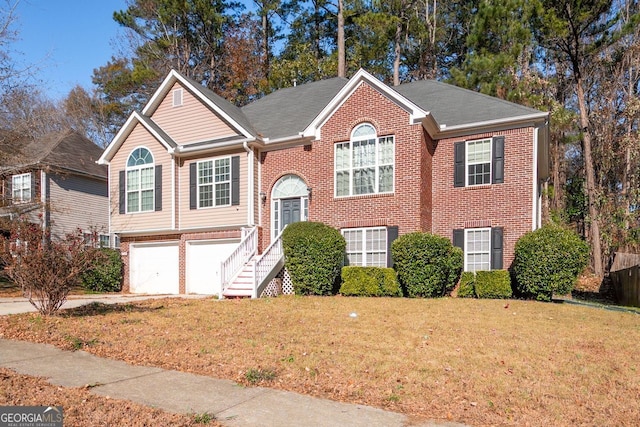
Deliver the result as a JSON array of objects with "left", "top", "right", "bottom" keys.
[
  {"left": 457, "top": 271, "right": 476, "bottom": 298},
  {"left": 475, "top": 270, "right": 512, "bottom": 299},
  {"left": 512, "top": 223, "right": 589, "bottom": 301},
  {"left": 282, "top": 221, "right": 346, "bottom": 295},
  {"left": 391, "top": 232, "right": 463, "bottom": 297},
  {"left": 340, "top": 266, "right": 402, "bottom": 297}
]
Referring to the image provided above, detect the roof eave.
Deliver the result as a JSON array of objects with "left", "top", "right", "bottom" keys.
[
  {"left": 429, "top": 112, "right": 549, "bottom": 139},
  {"left": 173, "top": 137, "right": 258, "bottom": 156}
]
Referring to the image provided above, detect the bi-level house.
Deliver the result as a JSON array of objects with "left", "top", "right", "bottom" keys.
[
  {"left": 98, "top": 69, "right": 549, "bottom": 297},
  {"left": 0, "top": 129, "right": 110, "bottom": 244}
]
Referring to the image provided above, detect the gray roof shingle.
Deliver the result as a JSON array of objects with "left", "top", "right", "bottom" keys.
[
  {"left": 1, "top": 129, "right": 106, "bottom": 179},
  {"left": 394, "top": 80, "right": 544, "bottom": 127},
  {"left": 242, "top": 77, "right": 348, "bottom": 140}
]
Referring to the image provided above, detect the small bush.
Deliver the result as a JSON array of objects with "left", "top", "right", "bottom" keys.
[
  {"left": 391, "top": 232, "right": 463, "bottom": 298},
  {"left": 513, "top": 223, "right": 589, "bottom": 301},
  {"left": 340, "top": 266, "right": 402, "bottom": 297},
  {"left": 81, "top": 248, "right": 123, "bottom": 293},
  {"left": 457, "top": 272, "right": 476, "bottom": 298},
  {"left": 475, "top": 270, "right": 512, "bottom": 299},
  {"left": 282, "top": 222, "right": 346, "bottom": 295}
]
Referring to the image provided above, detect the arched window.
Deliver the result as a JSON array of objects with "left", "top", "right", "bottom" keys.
[
  {"left": 126, "top": 147, "right": 155, "bottom": 213},
  {"left": 335, "top": 123, "right": 394, "bottom": 197},
  {"left": 271, "top": 174, "right": 308, "bottom": 238}
]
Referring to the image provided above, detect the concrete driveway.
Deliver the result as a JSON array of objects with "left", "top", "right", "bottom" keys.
[{"left": 0, "top": 293, "right": 208, "bottom": 316}]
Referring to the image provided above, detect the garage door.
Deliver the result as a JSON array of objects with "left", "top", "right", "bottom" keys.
[
  {"left": 186, "top": 240, "right": 240, "bottom": 295},
  {"left": 130, "top": 242, "right": 179, "bottom": 294}
]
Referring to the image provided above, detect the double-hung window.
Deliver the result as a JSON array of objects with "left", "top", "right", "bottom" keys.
[
  {"left": 126, "top": 147, "right": 155, "bottom": 213},
  {"left": 454, "top": 136, "right": 504, "bottom": 187},
  {"left": 453, "top": 227, "right": 503, "bottom": 272},
  {"left": 342, "top": 227, "right": 388, "bottom": 267},
  {"left": 197, "top": 157, "right": 231, "bottom": 208},
  {"left": 11, "top": 173, "right": 31, "bottom": 203},
  {"left": 335, "top": 123, "right": 394, "bottom": 197}
]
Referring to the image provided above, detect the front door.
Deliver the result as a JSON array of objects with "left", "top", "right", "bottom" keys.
[{"left": 281, "top": 198, "right": 301, "bottom": 232}]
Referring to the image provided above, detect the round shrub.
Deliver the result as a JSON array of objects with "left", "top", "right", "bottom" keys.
[
  {"left": 81, "top": 248, "right": 123, "bottom": 293},
  {"left": 282, "top": 222, "right": 346, "bottom": 295},
  {"left": 513, "top": 223, "right": 589, "bottom": 301},
  {"left": 391, "top": 232, "right": 463, "bottom": 297}
]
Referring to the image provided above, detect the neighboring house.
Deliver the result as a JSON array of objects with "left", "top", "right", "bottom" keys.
[
  {"left": 0, "top": 129, "right": 110, "bottom": 246},
  {"left": 98, "top": 69, "right": 549, "bottom": 297}
]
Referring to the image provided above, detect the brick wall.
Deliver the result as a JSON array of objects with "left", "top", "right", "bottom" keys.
[
  {"left": 259, "top": 82, "right": 430, "bottom": 247},
  {"left": 432, "top": 128, "right": 535, "bottom": 269}
]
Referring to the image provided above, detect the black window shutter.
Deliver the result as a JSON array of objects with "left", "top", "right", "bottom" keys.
[
  {"left": 189, "top": 162, "right": 197, "bottom": 210},
  {"left": 454, "top": 142, "right": 465, "bottom": 187},
  {"left": 154, "top": 165, "right": 162, "bottom": 211},
  {"left": 119, "top": 170, "right": 126, "bottom": 214},
  {"left": 491, "top": 227, "right": 504, "bottom": 270},
  {"left": 453, "top": 229, "right": 464, "bottom": 251},
  {"left": 492, "top": 136, "right": 505, "bottom": 184},
  {"left": 231, "top": 155, "right": 240, "bottom": 206},
  {"left": 386, "top": 226, "right": 399, "bottom": 268}
]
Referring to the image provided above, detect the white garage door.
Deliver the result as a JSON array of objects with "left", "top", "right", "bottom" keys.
[
  {"left": 130, "top": 242, "right": 179, "bottom": 294},
  {"left": 186, "top": 240, "right": 239, "bottom": 295}
]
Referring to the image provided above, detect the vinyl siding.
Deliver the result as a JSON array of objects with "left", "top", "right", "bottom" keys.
[
  {"left": 179, "top": 150, "right": 248, "bottom": 229},
  {"left": 110, "top": 123, "right": 174, "bottom": 233},
  {"left": 151, "top": 82, "right": 238, "bottom": 145},
  {"left": 48, "top": 173, "right": 109, "bottom": 240}
]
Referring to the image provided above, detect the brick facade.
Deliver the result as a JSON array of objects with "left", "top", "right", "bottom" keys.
[
  {"left": 260, "top": 83, "right": 431, "bottom": 246},
  {"left": 432, "top": 128, "right": 535, "bottom": 269}
]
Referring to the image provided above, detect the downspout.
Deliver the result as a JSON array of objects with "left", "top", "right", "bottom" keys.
[
  {"left": 243, "top": 141, "right": 255, "bottom": 227},
  {"left": 40, "top": 170, "right": 48, "bottom": 232},
  {"left": 532, "top": 127, "right": 539, "bottom": 230}
]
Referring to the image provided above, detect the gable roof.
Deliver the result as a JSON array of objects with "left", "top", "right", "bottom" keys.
[
  {"left": 143, "top": 70, "right": 257, "bottom": 139},
  {"left": 1, "top": 129, "right": 106, "bottom": 179},
  {"left": 241, "top": 77, "right": 348, "bottom": 141}
]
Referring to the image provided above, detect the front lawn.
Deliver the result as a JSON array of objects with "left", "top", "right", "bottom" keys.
[{"left": 1, "top": 296, "right": 638, "bottom": 426}]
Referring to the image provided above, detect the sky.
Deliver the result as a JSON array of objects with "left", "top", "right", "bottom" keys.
[
  {"left": 11, "top": 0, "right": 258, "bottom": 101},
  {"left": 11, "top": 0, "right": 129, "bottom": 100}
]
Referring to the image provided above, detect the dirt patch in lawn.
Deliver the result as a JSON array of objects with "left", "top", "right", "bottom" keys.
[
  {"left": 1, "top": 296, "right": 639, "bottom": 426},
  {"left": 0, "top": 368, "right": 217, "bottom": 426}
]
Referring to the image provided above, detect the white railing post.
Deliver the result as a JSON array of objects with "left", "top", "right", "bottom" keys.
[{"left": 220, "top": 227, "right": 257, "bottom": 292}]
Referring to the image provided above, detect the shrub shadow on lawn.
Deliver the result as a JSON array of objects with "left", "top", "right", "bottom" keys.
[{"left": 61, "top": 301, "right": 163, "bottom": 318}]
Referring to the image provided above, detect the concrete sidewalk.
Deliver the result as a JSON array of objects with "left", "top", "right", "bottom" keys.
[
  {"left": 0, "top": 339, "right": 464, "bottom": 427},
  {"left": 0, "top": 293, "right": 206, "bottom": 316}
]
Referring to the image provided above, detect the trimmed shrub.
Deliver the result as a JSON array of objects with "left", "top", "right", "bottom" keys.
[
  {"left": 282, "top": 222, "right": 346, "bottom": 295},
  {"left": 513, "top": 223, "right": 589, "bottom": 301},
  {"left": 475, "top": 270, "right": 512, "bottom": 299},
  {"left": 340, "top": 266, "right": 402, "bottom": 297},
  {"left": 81, "top": 248, "right": 123, "bottom": 293},
  {"left": 391, "top": 232, "right": 463, "bottom": 297},
  {"left": 457, "top": 272, "right": 476, "bottom": 298}
]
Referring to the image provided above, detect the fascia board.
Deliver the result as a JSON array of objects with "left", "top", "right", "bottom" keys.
[{"left": 302, "top": 69, "right": 427, "bottom": 139}]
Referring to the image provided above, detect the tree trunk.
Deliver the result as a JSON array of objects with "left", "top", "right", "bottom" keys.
[
  {"left": 576, "top": 78, "right": 604, "bottom": 276},
  {"left": 262, "top": 12, "right": 270, "bottom": 81},
  {"left": 393, "top": 19, "right": 402, "bottom": 86},
  {"left": 337, "top": 0, "right": 345, "bottom": 77}
]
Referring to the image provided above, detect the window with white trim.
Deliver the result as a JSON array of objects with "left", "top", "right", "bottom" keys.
[
  {"left": 465, "top": 228, "right": 491, "bottom": 272},
  {"left": 198, "top": 157, "right": 230, "bottom": 208},
  {"left": 126, "top": 148, "right": 155, "bottom": 213},
  {"left": 466, "top": 138, "right": 492, "bottom": 186},
  {"left": 99, "top": 234, "right": 111, "bottom": 248},
  {"left": 342, "top": 227, "right": 387, "bottom": 267},
  {"left": 335, "top": 123, "right": 394, "bottom": 197},
  {"left": 12, "top": 173, "right": 31, "bottom": 203}
]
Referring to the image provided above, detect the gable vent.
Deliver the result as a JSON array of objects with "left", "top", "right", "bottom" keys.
[{"left": 173, "top": 89, "right": 183, "bottom": 107}]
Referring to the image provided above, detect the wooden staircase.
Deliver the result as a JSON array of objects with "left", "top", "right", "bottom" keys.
[{"left": 222, "top": 257, "right": 256, "bottom": 298}]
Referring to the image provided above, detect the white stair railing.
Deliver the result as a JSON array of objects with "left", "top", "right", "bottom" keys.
[
  {"left": 252, "top": 228, "right": 286, "bottom": 298},
  {"left": 221, "top": 227, "right": 257, "bottom": 291}
]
